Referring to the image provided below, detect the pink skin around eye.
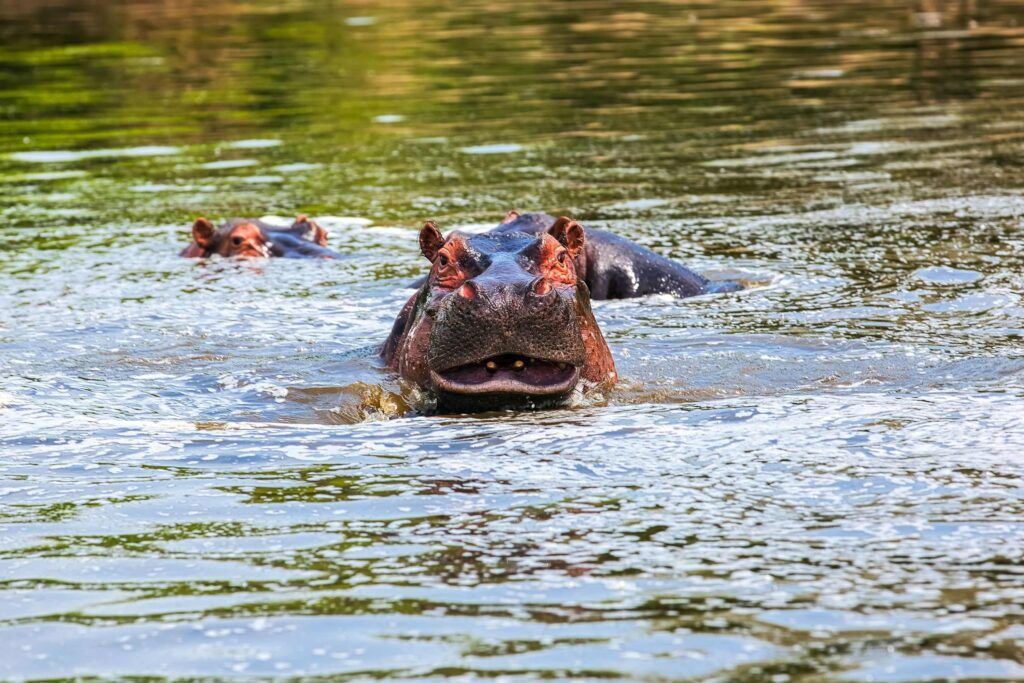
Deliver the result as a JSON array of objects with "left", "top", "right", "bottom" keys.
[
  {"left": 536, "top": 236, "right": 575, "bottom": 287},
  {"left": 222, "top": 224, "right": 269, "bottom": 258},
  {"left": 434, "top": 240, "right": 470, "bottom": 287}
]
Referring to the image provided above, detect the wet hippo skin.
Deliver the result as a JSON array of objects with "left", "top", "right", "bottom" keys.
[{"left": 180, "top": 215, "right": 340, "bottom": 259}]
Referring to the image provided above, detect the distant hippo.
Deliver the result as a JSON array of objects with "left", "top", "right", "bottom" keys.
[
  {"left": 181, "top": 215, "right": 340, "bottom": 259},
  {"left": 384, "top": 212, "right": 739, "bottom": 411}
]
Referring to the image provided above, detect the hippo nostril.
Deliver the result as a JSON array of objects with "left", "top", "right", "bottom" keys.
[
  {"left": 532, "top": 278, "right": 551, "bottom": 296},
  {"left": 458, "top": 282, "right": 476, "bottom": 300}
]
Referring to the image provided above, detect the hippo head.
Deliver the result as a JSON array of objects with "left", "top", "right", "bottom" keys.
[
  {"left": 189, "top": 218, "right": 271, "bottom": 258},
  {"left": 185, "top": 216, "right": 329, "bottom": 258},
  {"left": 384, "top": 217, "right": 616, "bottom": 411}
]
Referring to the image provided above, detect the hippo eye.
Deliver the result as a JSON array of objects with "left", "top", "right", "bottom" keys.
[
  {"left": 232, "top": 236, "right": 244, "bottom": 247},
  {"left": 437, "top": 253, "right": 449, "bottom": 268},
  {"left": 557, "top": 251, "right": 568, "bottom": 265}
]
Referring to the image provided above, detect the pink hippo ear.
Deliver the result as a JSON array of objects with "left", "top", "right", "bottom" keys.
[
  {"left": 294, "top": 215, "right": 329, "bottom": 246},
  {"left": 548, "top": 216, "right": 585, "bottom": 258},
  {"left": 192, "top": 217, "right": 216, "bottom": 249},
  {"left": 311, "top": 223, "right": 329, "bottom": 246},
  {"left": 501, "top": 210, "right": 521, "bottom": 225},
  {"left": 419, "top": 221, "right": 445, "bottom": 262}
]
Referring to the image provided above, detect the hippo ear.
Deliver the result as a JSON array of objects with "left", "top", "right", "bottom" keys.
[
  {"left": 311, "top": 223, "right": 329, "bottom": 247},
  {"left": 548, "top": 216, "right": 585, "bottom": 258},
  {"left": 501, "top": 210, "right": 520, "bottom": 225},
  {"left": 192, "top": 217, "right": 216, "bottom": 249},
  {"left": 419, "top": 221, "right": 446, "bottom": 262},
  {"left": 294, "top": 215, "right": 329, "bottom": 246}
]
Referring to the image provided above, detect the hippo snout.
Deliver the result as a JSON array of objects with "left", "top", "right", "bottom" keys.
[{"left": 427, "top": 277, "right": 585, "bottom": 374}]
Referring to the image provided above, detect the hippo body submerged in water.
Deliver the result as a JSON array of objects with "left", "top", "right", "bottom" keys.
[
  {"left": 181, "top": 216, "right": 340, "bottom": 259},
  {"left": 383, "top": 212, "right": 738, "bottom": 411},
  {"left": 493, "top": 211, "right": 740, "bottom": 298}
]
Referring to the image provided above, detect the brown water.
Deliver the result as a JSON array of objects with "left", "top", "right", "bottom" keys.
[{"left": 2, "top": 0, "right": 1024, "bottom": 679}]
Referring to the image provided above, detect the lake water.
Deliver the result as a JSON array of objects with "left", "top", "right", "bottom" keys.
[{"left": 2, "top": 0, "right": 1024, "bottom": 679}]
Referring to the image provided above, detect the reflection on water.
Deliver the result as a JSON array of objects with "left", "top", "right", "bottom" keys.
[{"left": 2, "top": 0, "right": 1024, "bottom": 679}]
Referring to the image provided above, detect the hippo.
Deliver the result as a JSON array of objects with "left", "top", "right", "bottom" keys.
[
  {"left": 383, "top": 211, "right": 738, "bottom": 411},
  {"left": 181, "top": 215, "right": 340, "bottom": 259}
]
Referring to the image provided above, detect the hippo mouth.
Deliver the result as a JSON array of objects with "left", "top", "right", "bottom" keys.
[{"left": 430, "top": 354, "right": 580, "bottom": 397}]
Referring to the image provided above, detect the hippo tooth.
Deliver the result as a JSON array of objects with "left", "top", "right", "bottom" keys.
[
  {"left": 512, "top": 359, "right": 525, "bottom": 371},
  {"left": 486, "top": 360, "right": 497, "bottom": 372}
]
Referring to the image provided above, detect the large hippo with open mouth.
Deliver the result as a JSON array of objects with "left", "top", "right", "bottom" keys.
[{"left": 383, "top": 211, "right": 737, "bottom": 411}]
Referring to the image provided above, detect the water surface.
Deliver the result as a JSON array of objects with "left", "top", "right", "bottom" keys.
[{"left": 2, "top": 0, "right": 1024, "bottom": 679}]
